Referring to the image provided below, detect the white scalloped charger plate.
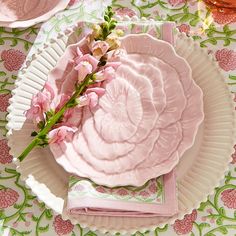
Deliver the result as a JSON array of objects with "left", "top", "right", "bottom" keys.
[{"left": 7, "top": 25, "right": 236, "bottom": 234}]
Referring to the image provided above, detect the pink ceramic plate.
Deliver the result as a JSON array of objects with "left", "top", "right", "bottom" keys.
[
  {"left": 48, "top": 34, "right": 204, "bottom": 187},
  {"left": 0, "top": 0, "right": 70, "bottom": 28}
]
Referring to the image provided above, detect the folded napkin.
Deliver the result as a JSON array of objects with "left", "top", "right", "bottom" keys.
[{"left": 65, "top": 21, "right": 178, "bottom": 217}]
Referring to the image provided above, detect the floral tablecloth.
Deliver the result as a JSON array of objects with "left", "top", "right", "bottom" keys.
[{"left": 1, "top": 0, "right": 236, "bottom": 235}]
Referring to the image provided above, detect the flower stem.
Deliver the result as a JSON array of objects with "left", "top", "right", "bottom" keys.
[{"left": 18, "top": 74, "right": 92, "bottom": 162}]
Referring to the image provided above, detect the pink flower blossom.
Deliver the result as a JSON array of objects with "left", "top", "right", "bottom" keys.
[
  {"left": 115, "top": 8, "right": 136, "bottom": 17},
  {"left": 148, "top": 183, "right": 157, "bottom": 194},
  {"left": 78, "top": 87, "right": 105, "bottom": 108},
  {"left": 1, "top": 49, "right": 26, "bottom": 71},
  {"left": 53, "top": 215, "right": 74, "bottom": 236},
  {"left": 221, "top": 189, "right": 236, "bottom": 209},
  {"left": 95, "top": 67, "right": 115, "bottom": 82},
  {"left": 212, "top": 11, "right": 236, "bottom": 25},
  {"left": 215, "top": 49, "right": 236, "bottom": 71},
  {"left": 177, "top": 24, "right": 190, "bottom": 35},
  {"left": 139, "top": 191, "right": 150, "bottom": 197},
  {"left": 48, "top": 126, "right": 78, "bottom": 144},
  {"left": 116, "top": 188, "right": 129, "bottom": 196},
  {"left": 25, "top": 83, "right": 54, "bottom": 123},
  {"left": 75, "top": 54, "right": 99, "bottom": 82},
  {"left": 173, "top": 219, "right": 193, "bottom": 235},
  {"left": 173, "top": 210, "right": 197, "bottom": 235},
  {"left": 168, "top": 0, "right": 185, "bottom": 6},
  {"left": 0, "top": 93, "right": 11, "bottom": 112},
  {"left": 0, "top": 188, "right": 19, "bottom": 208},
  {"left": 91, "top": 41, "right": 110, "bottom": 59},
  {"left": 96, "top": 186, "right": 107, "bottom": 193},
  {"left": 0, "top": 139, "right": 13, "bottom": 164},
  {"left": 185, "top": 209, "right": 197, "bottom": 222}
]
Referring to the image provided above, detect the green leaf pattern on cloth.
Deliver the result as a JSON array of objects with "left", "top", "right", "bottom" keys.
[{"left": 1, "top": 0, "right": 236, "bottom": 235}]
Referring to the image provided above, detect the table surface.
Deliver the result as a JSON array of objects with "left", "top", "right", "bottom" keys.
[{"left": 0, "top": 0, "right": 236, "bottom": 235}]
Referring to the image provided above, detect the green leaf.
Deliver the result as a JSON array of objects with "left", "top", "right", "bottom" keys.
[
  {"left": 25, "top": 203, "right": 32, "bottom": 207},
  {"left": 190, "top": 232, "right": 195, "bottom": 236},
  {"left": 229, "top": 75, "right": 236, "bottom": 80},
  {"left": 207, "top": 38, "right": 217, "bottom": 45},
  {"left": 10, "top": 38, "right": 18, "bottom": 47},
  {"left": 234, "top": 210, "right": 236, "bottom": 218},
  {"left": 45, "top": 209, "right": 53, "bottom": 220},
  {"left": 198, "top": 201, "right": 208, "bottom": 211},
  {"left": 224, "top": 38, "right": 231, "bottom": 46},
  {"left": 192, "top": 35, "right": 202, "bottom": 40},
  {"left": 84, "top": 231, "right": 97, "bottom": 236},
  {"left": 71, "top": 232, "right": 76, "bottom": 236},
  {"left": 179, "top": 14, "right": 193, "bottom": 23},
  {"left": 199, "top": 223, "right": 210, "bottom": 230},
  {"left": 0, "top": 38, "right": 5, "bottom": 45},
  {"left": 205, "top": 233, "right": 216, "bottom": 236},
  {"left": 0, "top": 71, "right": 6, "bottom": 77},
  {"left": 24, "top": 41, "right": 30, "bottom": 51},
  {"left": 219, "top": 207, "right": 226, "bottom": 215},
  {"left": 217, "top": 226, "right": 228, "bottom": 234},
  {"left": 223, "top": 25, "right": 230, "bottom": 33},
  {"left": 216, "top": 217, "right": 223, "bottom": 225},
  {"left": 27, "top": 194, "right": 36, "bottom": 200},
  {"left": 38, "top": 224, "right": 49, "bottom": 233},
  {"left": 32, "top": 215, "right": 39, "bottom": 222},
  {"left": 13, "top": 203, "right": 22, "bottom": 209},
  {"left": 12, "top": 28, "right": 21, "bottom": 36},
  {"left": 189, "top": 18, "right": 199, "bottom": 27}
]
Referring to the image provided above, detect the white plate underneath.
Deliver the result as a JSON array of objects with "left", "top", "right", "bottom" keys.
[{"left": 7, "top": 26, "right": 236, "bottom": 234}]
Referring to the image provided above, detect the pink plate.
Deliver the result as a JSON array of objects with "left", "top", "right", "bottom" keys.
[
  {"left": 0, "top": 0, "right": 70, "bottom": 28},
  {"left": 47, "top": 34, "right": 204, "bottom": 187}
]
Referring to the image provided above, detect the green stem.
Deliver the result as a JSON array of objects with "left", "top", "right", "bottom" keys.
[
  {"left": 0, "top": 28, "right": 38, "bottom": 36},
  {"left": 227, "top": 82, "right": 236, "bottom": 85},
  {"left": 205, "top": 225, "right": 236, "bottom": 235},
  {"left": 77, "top": 224, "right": 83, "bottom": 236},
  {"left": 142, "top": 0, "right": 187, "bottom": 11},
  {"left": 200, "top": 37, "right": 236, "bottom": 46},
  {"left": 35, "top": 209, "right": 46, "bottom": 236},
  {"left": 193, "top": 222, "right": 202, "bottom": 236},
  {"left": 0, "top": 175, "right": 18, "bottom": 180},
  {"left": 0, "top": 37, "right": 33, "bottom": 45},
  {"left": 18, "top": 74, "right": 93, "bottom": 162}
]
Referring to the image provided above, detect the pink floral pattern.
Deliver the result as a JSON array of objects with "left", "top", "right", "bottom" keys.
[
  {"left": 0, "top": 188, "right": 19, "bottom": 208},
  {"left": 177, "top": 24, "right": 190, "bottom": 35},
  {"left": 115, "top": 8, "right": 136, "bottom": 17},
  {"left": 215, "top": 49, "right": 236, "bottom": 71},
  {"left": 221, "top": 189, "right": 236, "bottom": 209},
  {"left": 116, "top": 189, "right": 129, "bottom": 196},
  {"left": 1, "top": 49, "right": 26, "bottom": 71},
  {"left": 212, "top": 11, "right": 236, "bottom": 25},
  {"left": 173, "top": 210, "right": 197, "bottom": 235},
  {"left": 0, "top": 139, "right": 13, "bottom": 164},
  {"left": 53, "top": 215, "right": 74, "bottom": 235},
  {"left": 0, "top": 93, "right": 11, "bottom": 112}
]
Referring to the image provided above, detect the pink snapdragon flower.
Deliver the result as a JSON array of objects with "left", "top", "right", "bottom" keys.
[
  {"left": 91, "top": 40, "right": 110, "bottom": 59},
  {"left": 78, "top": 87, "right": 105, "bottom": 108},
  {"left": 95, "top": 67, "right": 115, "bottom": 82},
  {"left": 48, "top": 126, "right": 78, "bottom": 144},
  {"left": 75, "top": 53, "right": 99, "bottom": 82},
  {"left": 25, "top": 82, "right": 54, "bottom": 123}
]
